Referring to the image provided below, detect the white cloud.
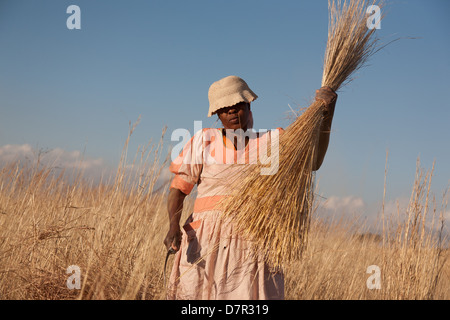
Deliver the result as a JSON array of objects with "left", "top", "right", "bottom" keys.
[
  {"left": 0, "top": 144, "right": 108, "bottom": 182},
  {"left": 314, "top": 195, "right": 368, "bottom": 227},
  {"left": 0, "top": 143, "right": 173, "bottom": 194},
  {"left": 321, "top": 195, "right": 365, "bottom": 212},
  {"left": 0, "top": 144, "right": 34, "bottom": 163}
]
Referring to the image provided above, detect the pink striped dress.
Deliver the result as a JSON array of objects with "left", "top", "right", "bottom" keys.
[{"left": 167, "top": 128, "right": 285, "bottom": 300}]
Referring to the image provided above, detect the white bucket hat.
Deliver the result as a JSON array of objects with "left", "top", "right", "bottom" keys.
[{"left": 207, "top": 75, "right": 258, "bottom": 117}]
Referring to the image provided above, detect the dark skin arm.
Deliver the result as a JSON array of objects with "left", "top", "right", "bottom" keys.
[
  {"left": 312, "top": 86, "right": 337, "bottom": 171},
  {"left": 163, "top": 188, "right": 186, "bottom": 252}
]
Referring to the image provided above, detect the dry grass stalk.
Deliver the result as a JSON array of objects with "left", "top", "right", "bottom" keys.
[{"left": 219, "top": 0, "right": 385, "bottom": 268}]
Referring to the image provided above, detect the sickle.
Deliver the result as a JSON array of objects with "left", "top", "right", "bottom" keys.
[{"left": 163, "top": 247, "right": 176, "bottom": 289}]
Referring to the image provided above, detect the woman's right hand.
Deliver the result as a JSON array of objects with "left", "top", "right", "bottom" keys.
[
  {"left": 164, "top": 225, "right": 182, "bottom": 252},
  {"left": 165, "top": 188, "right": 187, "bottom": 252}
]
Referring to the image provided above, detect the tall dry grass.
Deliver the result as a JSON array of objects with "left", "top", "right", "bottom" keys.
[
  {"left": 0, "top": 122, "right": 177, "bottom": 299},
  {"left": 0, "top": 124, "right": 448, "bottom": 299},
  {"left": 284, "top": 159, "right": 449, "bottom": 299}
]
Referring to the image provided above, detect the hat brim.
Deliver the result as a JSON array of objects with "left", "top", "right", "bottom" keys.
[{"left": 208, "top": 91, "right": 258, "bottom": 117}]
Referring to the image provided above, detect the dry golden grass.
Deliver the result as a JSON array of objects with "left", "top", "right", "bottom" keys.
[
  {"left": 0, "top": 124, "right": 173, "bottom": 299},
  {"left": 0, "top": 123, "right": 448, "bottom": 300},
  {"left": 284, "top": 162, "right": 449, "bottom": 299},
  {"left": 284, "top": 219, "right": 449, "bottom": 300}
]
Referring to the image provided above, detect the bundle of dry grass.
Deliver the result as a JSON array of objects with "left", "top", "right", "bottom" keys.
[{"left": 219, "top": 0, "right": 386, "bottom": 269}]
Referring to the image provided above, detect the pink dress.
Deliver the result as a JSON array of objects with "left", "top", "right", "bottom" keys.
[{"left": 167, "top": 128, "right": 285, "bottom": 300}]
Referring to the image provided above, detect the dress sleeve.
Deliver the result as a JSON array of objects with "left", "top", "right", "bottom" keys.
[
  {"left": 169, "top": 131, "right": 203, "bottom": 195},
  {"left": 276, "top": 127, "right": 285, "bottom": 135}
]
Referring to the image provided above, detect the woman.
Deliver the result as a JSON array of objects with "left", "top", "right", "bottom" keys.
[{"left": 164, "top": 75, "right": 337, "bottom": 300}]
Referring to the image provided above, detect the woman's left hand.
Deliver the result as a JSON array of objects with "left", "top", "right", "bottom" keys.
[
  {"left": 312, "top": 87, "right": 338, "bottom": 171},
  {"left": 315, "top": 86, "right": 337, "bottom": 118}
]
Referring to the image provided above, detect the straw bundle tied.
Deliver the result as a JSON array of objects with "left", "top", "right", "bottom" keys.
[{"left": 219, "top": 0, "right": 386, "bottom": 269}]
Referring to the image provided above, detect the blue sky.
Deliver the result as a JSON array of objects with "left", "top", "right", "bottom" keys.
[{"left": 0, "top": 0, "right": 449, "bottom": 222}]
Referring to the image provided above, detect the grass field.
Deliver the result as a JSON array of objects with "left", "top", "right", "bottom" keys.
[{"left": 0, "top": 131, "right": 448, "bottom": 300}]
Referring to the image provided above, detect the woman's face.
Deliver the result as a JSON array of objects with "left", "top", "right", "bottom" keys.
[{"left": 217, "top": 102, "right": 250, "bottom": 131}]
